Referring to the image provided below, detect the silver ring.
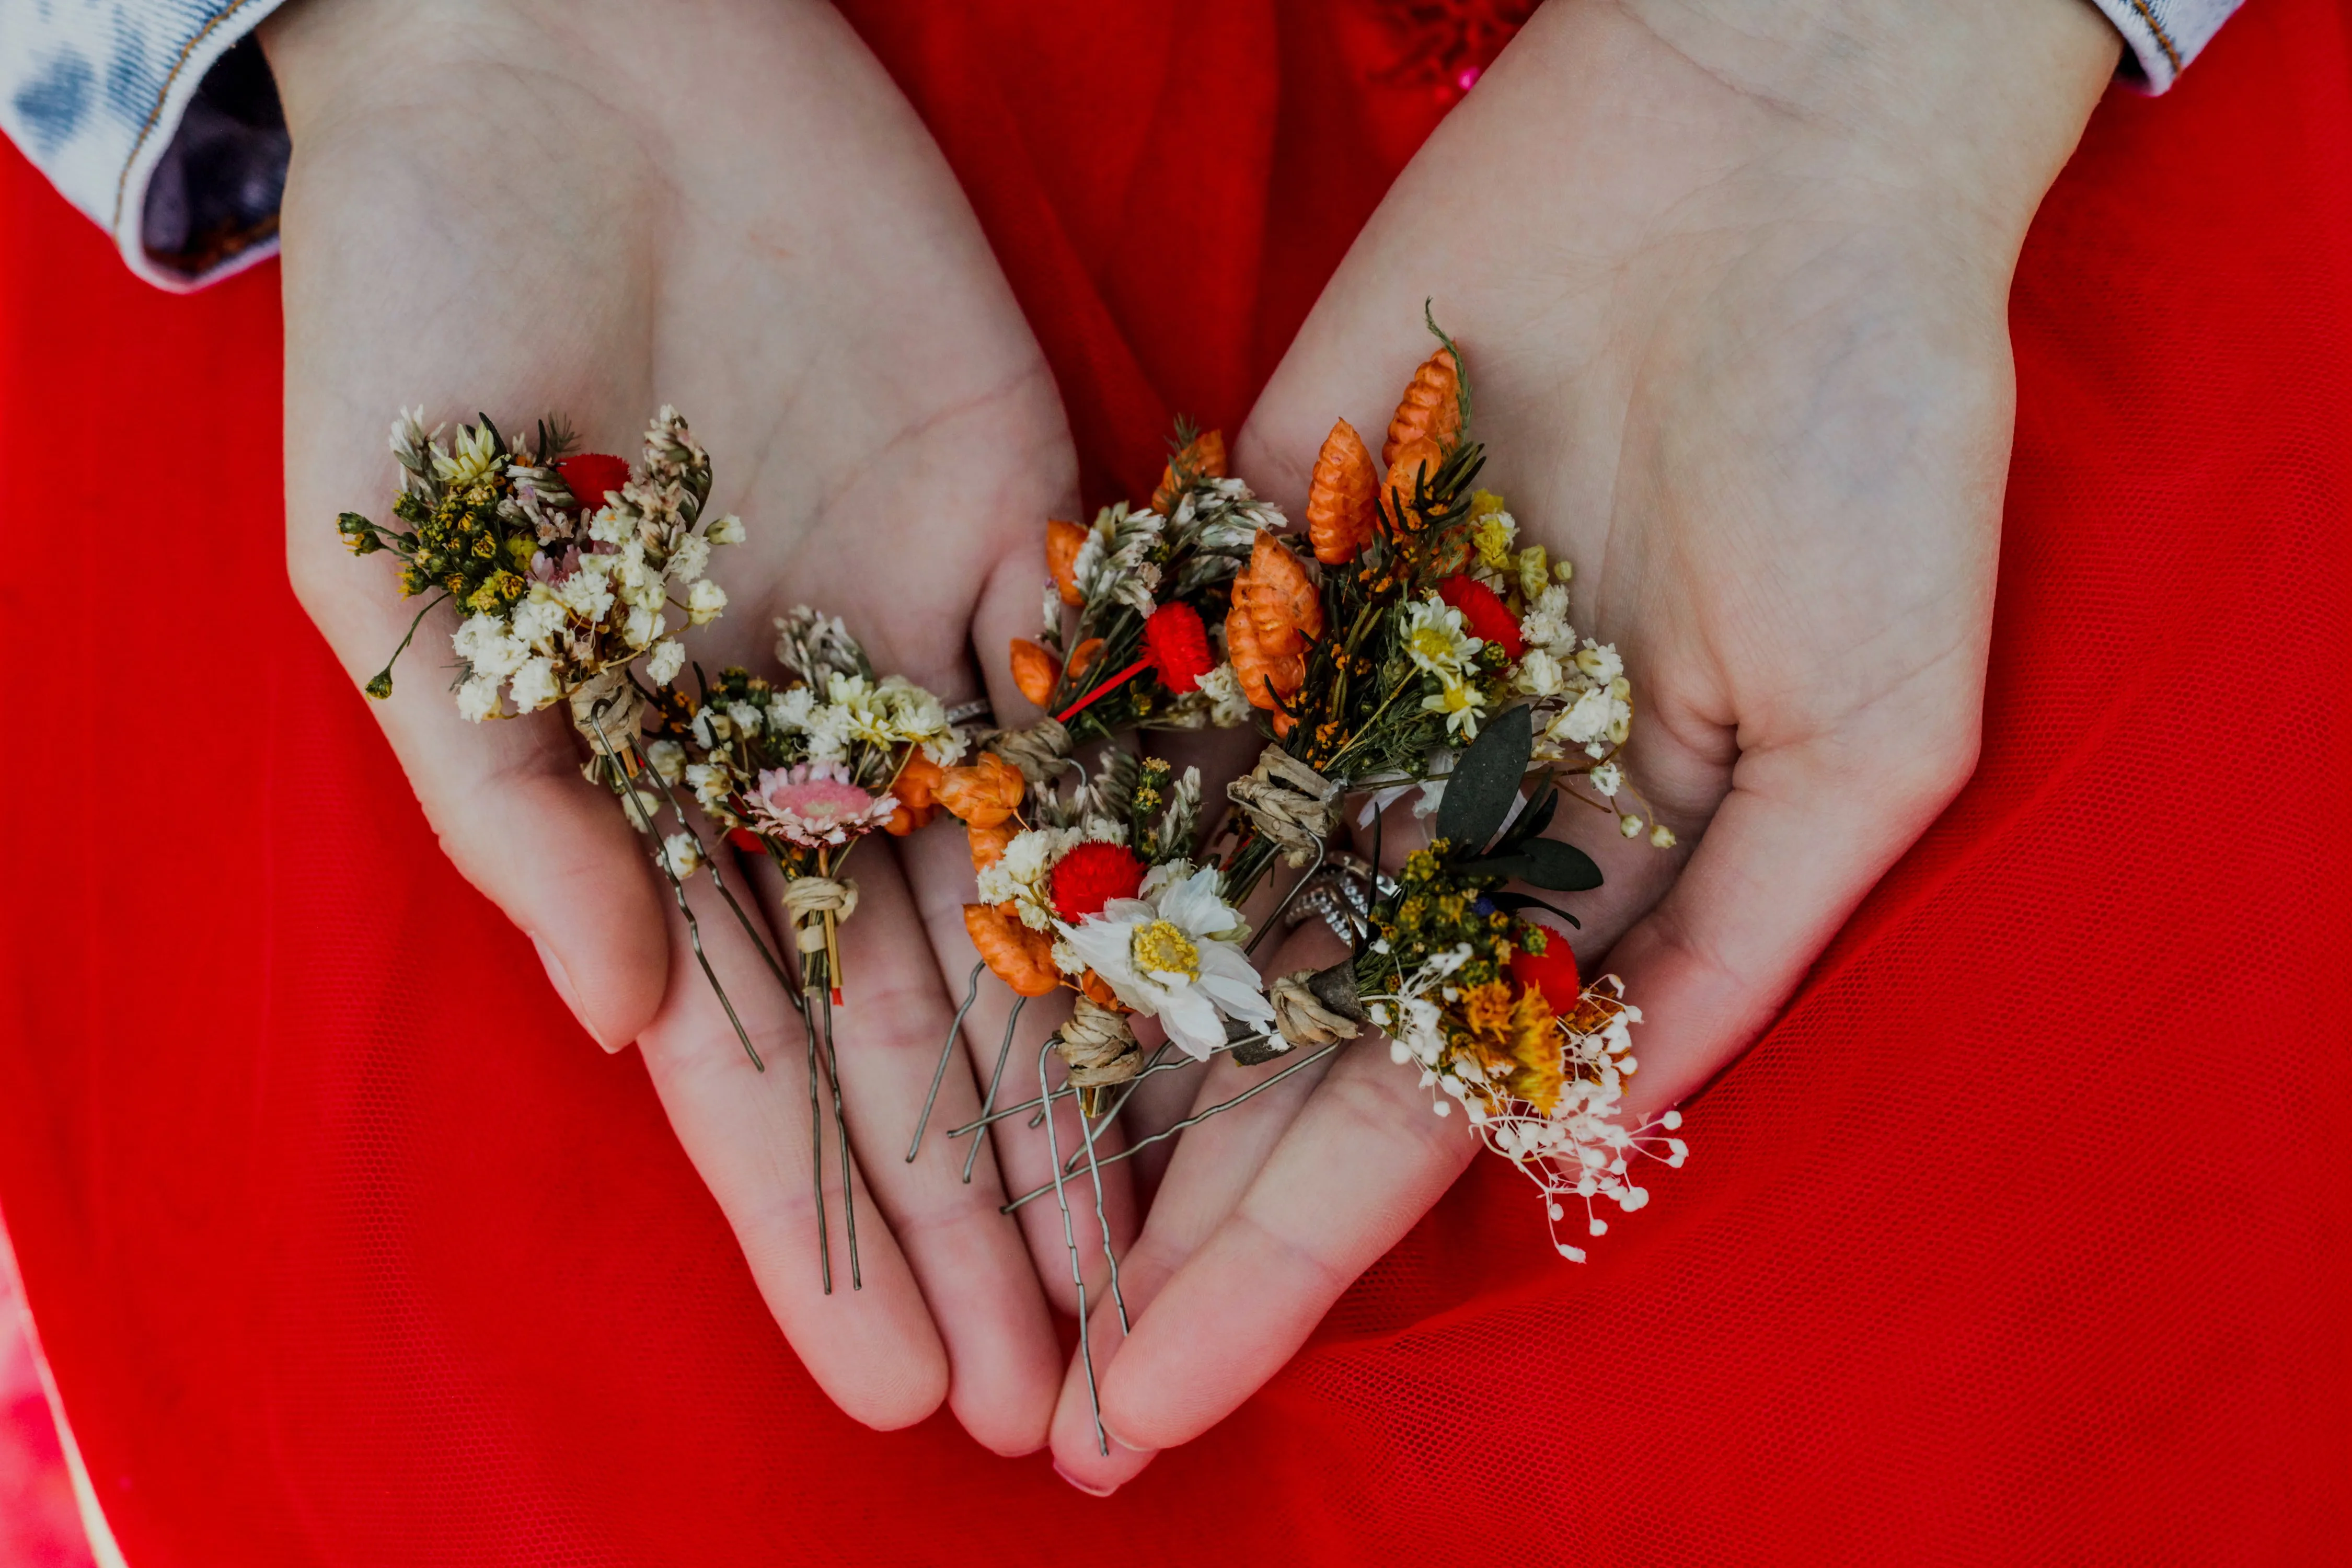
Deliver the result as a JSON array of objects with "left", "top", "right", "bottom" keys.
[{"left": 944, "top": 698, "right": 996, "bottom": 729}]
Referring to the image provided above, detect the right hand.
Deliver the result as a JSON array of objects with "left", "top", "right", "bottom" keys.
[{"left": 267, "top": 0, "right": 1104, "bottom": 1452}]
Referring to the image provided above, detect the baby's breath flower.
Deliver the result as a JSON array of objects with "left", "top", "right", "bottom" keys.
[
  {"left": 1649, "top": 823, "right": 1678, "bottom": 848},
  {"left": 686, "top": 579, "right": 728, "bottom": 626},
  {"left": 705, "top": 513, "right": 746, "bottom": 546},
  {"left": 660, "top": 832, "right": 704, "bottom": 879},
  {"left": 1619, "top": 814, "right": 1644, "bottom": 838},
  {"left": 645, "top": 639, "right": 685, "bottom": 685}
]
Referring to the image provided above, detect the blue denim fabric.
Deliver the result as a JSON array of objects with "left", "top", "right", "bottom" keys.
[{"left": 0, "top": 0, "right": 287, "bottom": 290}]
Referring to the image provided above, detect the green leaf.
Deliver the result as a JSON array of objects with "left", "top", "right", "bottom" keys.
[
  {"left": 1435, "top": 704, "right": 1534, "bottom": 854},
  {"left": 1491, "top": 784, "right": 1558, "bottom": 857},
  {"left": 1460, "top": 837, "right": 1603, "bottom": 893}
]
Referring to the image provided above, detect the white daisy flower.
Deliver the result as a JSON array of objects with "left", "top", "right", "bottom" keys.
[
  {"left": 1056, "top": 864, "right": 1274, "bottom": 1059},
  {"left": 1401, "top": 593, "right": 1482, "bottom": 681}
]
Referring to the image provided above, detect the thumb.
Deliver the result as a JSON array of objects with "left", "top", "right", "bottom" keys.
[{"left": 377, "top": 686, "right": 673, "bottom": 1052}]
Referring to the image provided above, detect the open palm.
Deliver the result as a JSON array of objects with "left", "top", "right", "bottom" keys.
[
  {"left": 1052, "top": 0, "right": 2119, "bottom": 1487},
  {"left": 269, "top": 0, "right": 1126, "bottom": 1454}
]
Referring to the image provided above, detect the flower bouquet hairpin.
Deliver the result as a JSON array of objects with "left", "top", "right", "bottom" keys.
[
  {"left": 908, "top": 314, "right": 1691, "bottom": 1454},
  {"left": 337, "top": 407, "right": 955, "bottom": 1294},
  {"left": 639, "top": 608, "right": 970, "bottom": 1289},
  {"left": 979, "top": 428, "right": 1276, "bottom": 792},
  {"left": 337, "top": 406, "right": 775, "bottom": 1064}
]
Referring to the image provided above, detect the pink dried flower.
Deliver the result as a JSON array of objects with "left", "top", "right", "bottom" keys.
[{"left": 748, "top": 762, "right": 897, "bottom": 848}]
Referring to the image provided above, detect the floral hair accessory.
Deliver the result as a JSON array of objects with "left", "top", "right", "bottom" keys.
[
  {"left": 338, "top": 406, "right": 742, "bottom": 785},
  {"left": 910, "top": 313, "right": 1689, "bottom": 1457}
]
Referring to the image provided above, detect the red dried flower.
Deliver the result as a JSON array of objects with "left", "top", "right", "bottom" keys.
[
  {"left": 555, "top": 453, "right": 631, "bottom": 511},
  {"left": 1051, "top": 841, "right": 1147, "bottom": 921},
  {"left": 1142, "top": 601, "right": 1215, "bottom": 693},
  {"left": 1437, "top": 574, "right": 1525, "bottom": 660},
  {"left": 1508, "top": 927, "right": 1582, "bottom": 1016}
]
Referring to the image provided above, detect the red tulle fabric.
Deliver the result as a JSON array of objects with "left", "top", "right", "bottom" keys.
[{"left": 2, "top": 0, "right": 2348, "bottom": 1562}]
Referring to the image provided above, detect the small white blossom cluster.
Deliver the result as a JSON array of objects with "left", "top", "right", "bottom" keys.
[
  {"left": 436, "top": 407, "right": 742, "bottom": 724},
  {"left": 1070, "top": 501, "right": 1167, "bottom": 618},
  {"left": 1513, "top": 583, "right": 1633, "bottom": 768},
  {"left": 672, "top": 611, "right": 966, "bottom": 854},
  {"left": 1365, "top": 965, "right": 1686, "bottom": 1263},
  {"left": 1402, "top": 593, "right": 1490, "bottom": 739}
]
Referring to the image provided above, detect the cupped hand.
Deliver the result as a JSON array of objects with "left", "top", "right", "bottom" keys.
[
  {"left": 1052, "top": 0, "right": 2120, "bottom": 1487},
  {"left": 267, "top": 0, "right": 1115, "bottom": 1454}
]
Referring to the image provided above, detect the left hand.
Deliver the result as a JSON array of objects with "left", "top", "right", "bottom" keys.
[{"left": 1048, "top": 0, "right": 2120, "bottom": 1488}]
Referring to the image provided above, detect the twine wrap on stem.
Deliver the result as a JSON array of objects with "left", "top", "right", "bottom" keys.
[
  {"left": 1227, "top": 745, "right": 1341, "bottom": 867},
  {"left": 780, "top": 876, "right": 859, "bottom": 954},
  {"left": 1270, "top": 962, "right": 1370, "bottom": 1052},
  {"left": 988, "top": 718, "right": 1073, "bottom": 787},
  {"left": 569, "top": 668, "right": 648, "bottom": 758},
  {"left": 1054, "top": 995, "right": 1142, "bottom": 1088}
]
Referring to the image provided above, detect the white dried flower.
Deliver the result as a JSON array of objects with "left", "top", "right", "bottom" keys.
[
  {"left": 660, "top": 832, "right": 704, "bottom": 879},
  {"left": 686, "top": 578, "right": 728, "bottom": 627},
  {"left": 645, "top": 639, "right": 685, "bottom": 685}
]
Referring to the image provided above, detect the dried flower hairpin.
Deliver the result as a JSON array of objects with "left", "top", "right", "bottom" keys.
[
  {"left": 338, "top": 407, "right": 950, "bottom": 1296},
  {"left": 910, "top": 314, "right": 1690, "bottom": 1456}
]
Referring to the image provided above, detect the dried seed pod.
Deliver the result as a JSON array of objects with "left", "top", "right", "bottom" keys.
[
  {"left": 937, "top": 751, "right": 1025, "bottom": 828},
  {"left": 1046, "top": 518, "right": 1087, "bottom": 606},
  {"left": 1383, "top": 436, "right": 1446, "bottom": 524},
  {"left": 1009, "top": 637, "right": 1061, "bottom": 708},
  {"left": 1382, "top": 345, "right": 1463, "bottom": 466},
  {"left": 1233, "top": 530, "right": 1323, "bottom": 655},
  {"left": 1306, "top": 418, "right": 1377, "bottom": 565},
  {"left": 963, "top": 903, "right": 1061, "bottom": 996},
  {"left": 1152, "top": 428, "right": 1228, "bottom": 515},
  {"left": 967, "top": 819, "right": 1018, "bottom": 870},
  {"left": 1225, "top": 599, "right": 1301, "bottom": 737}
]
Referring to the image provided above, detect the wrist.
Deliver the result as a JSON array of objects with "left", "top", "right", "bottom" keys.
[{"left": 1601, "top": 0, "right": 2120, "bottom": 244}]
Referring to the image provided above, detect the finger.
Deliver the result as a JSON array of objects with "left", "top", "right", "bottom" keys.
[
  {"left": 634, "top": 855, "right": 947, "bottom": 1432},
  {"left": 895, "top": 816, "right": 1138, "bottom": 1313},
  {"left": 1093, "top": 1034, "right": 1479, "bottom": 1452},
  {"left": 746, "top": 841, "right": 1063, "bottom": 1455},
  {"left": 1046, "top": 915, "right": 1350, "bottom": 1491},
  {"left": 1604, "top": 732, "right": 1973, "bottom": 1119},
  {"left": 293, "top": 555, "right": 673, "bottom": 1050}
]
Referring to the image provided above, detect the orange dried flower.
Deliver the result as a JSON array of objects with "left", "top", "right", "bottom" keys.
[
  {"left": 1382, "top": 344, "right": 1463, "bottom": 467},
  {"left": 1233, "top": 531, "right": 1323, "bottom": 656},
  {"left": 1066, "top": 637, "right": 1106, "bottom": 684},
  {"left": 1152, "top": 428, "right": 1228, "bottom": 514},
  {"left": 1009, "top": 638, "right": 1060, "bottom": 708},
  {"left": 1078, "top": 969, "right": 1124, "bottom": 1010},
  {"left": 1225, "top": 599, "right": 1300, "bottom": 738},
  {"left": 967, "top": 819, "right": 1017, "bottom": 870},
  {"left": 1306, "top": 418, "right": 1378, "bottom": 565},
  {"left": 937, "top": 751, "right": 1025, "bottom": 828},
  {"left": 893, "top": 751, "right": 945, "bottom": 813},
  {"left": 1046, "top": 518, "right": 1087, "bottom": 607},
  {"left": 963, "top": 903, "right": 1062, "bottom": 997},
  {"left": 1383, "top": 436, "right": 1445, "bottom": 523}
]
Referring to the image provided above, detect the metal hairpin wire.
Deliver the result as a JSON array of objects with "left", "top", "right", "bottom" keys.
[
  {"left": 906, "top": 961, "right": 987, "bottom": 1162},
  {"left": 963, "top": 995, "right": 1027, "bottom": 1184}
]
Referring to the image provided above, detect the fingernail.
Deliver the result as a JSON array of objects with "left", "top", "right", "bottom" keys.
[
  {"left": 1053, "top": 1460, "right": 1119, "bottom": 1498},
  {"left": 1102, "top": 1422, "right": 1148, "bottom": 1455},
  {"left": 531, "top": 934, "right": 615, "bottom": 1051}
]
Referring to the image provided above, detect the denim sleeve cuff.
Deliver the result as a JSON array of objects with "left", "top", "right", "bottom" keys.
[
  {"left": 2086, "top": 0, "right": 2243, "bottom": 93},
  {"left": 0, "top": 0, "right": 289, "bottom": 294}
]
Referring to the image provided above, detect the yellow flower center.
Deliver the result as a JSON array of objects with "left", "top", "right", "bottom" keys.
[
  {"left": 1130, "top": 919, "right": 1201, "bottom": 981},
  {"left": 1410, "top": 625, "right": 1459, "bottom": 663}
]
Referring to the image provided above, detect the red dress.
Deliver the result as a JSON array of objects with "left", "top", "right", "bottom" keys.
[{"left": 2, "top": 1, "right": 2346, "bottom": 1562}]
